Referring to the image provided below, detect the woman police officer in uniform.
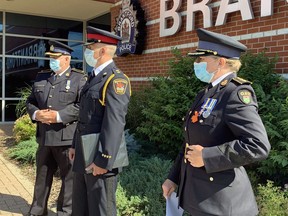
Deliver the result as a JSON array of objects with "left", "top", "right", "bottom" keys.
[{"left": 162, "top": 28, "right": 270, "bottom": 216}]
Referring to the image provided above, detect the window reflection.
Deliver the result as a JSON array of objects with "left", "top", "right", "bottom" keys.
[
  {"left": 6, "top": 13, "right": 83, "bottom": 39},
  {"left": 5, "top": 100, "right": 18, "bottom": 121}
]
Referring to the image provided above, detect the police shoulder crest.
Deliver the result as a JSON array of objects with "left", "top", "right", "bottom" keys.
[
  {"left": 113, "top": 78, "right": 128, "bottom": 95},
  {"left": 237, "top": 89, "right": 253, "bottom": 104},
  {"left": 232, "top": 77, "right": 252, "bottom": 85}
]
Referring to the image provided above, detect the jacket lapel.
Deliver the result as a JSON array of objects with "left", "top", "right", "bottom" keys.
[{"left": 81, "top": 62, "right": 115, "bottom": 94}]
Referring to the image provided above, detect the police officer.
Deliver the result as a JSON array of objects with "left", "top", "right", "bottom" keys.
[
  {"left": 69, "top": 27, "right": 131, "bottom": 216},
  {"left": 26, "top": 40, "right": 87, "bottom": 216},
  {"left": 162, "top": 28, "right": 271, "bottom": 216}
]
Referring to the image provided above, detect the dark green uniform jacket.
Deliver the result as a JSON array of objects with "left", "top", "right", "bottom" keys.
[
  {"left": 72, "top": 62, "right": 131, "bottom": 173},
  {"left": 26, "top": 67, "right": 87, "bottom": 146},
  {"left": 168, "top": 73, "right": 271, "bottom": 216}
]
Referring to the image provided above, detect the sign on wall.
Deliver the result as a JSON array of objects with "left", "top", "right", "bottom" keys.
[
  {"left": 114, "top": 0, "right": 146, "bottom": 56},
  {"left": 160, "top": 0, "right": 287, "bottom": 37}
]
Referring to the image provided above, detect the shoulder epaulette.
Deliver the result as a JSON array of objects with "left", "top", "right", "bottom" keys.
[
  {"left": 39, "top": 69, "right": 52, "bottom": 73},
  {"left": 232, "top": 77, "right": 252, "bottom": 85},
  {"left": 71, "top": 68, "right": 85, "bottom": 74}
]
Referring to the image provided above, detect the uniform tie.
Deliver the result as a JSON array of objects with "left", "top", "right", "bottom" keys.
[{"left": 205, "top": 83, "right": 213, "bottom": 93}]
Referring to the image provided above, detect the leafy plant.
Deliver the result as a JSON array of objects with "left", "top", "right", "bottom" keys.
[
  {"left": 116, "top": 154, "right": 172, "bottom": 216},
  {"left": 15, "top": 85, "right": 32, "bottom": 118},
  {"left": 8, "top": 137, "right": 38, "bottom": 164},
  {"left": 13, "top": 114, "right": 36, "bottom": 144},
  {"left": 134, "top": 48, "right": 204, "bottom": 158},
  {"left": 257, "top": 180, "right": 288, "bottom": 216}
]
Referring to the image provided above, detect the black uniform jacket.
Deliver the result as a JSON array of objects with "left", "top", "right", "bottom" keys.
[
  {"left": 26, "top": 68, "right": 87, "bottom": 146},
  {"left": 72, "top": 62, "right": 131, "bottom": 173},
  {"left": 168, "top": 73, "right": 271, "bottom": 216}
]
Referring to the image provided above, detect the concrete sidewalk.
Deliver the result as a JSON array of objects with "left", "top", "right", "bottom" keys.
[
  {"left": 0, "top": 124, "right": 56, "bottom": 216},
  {"left": 0, "top": 152, "right": 57, "bottom": 216}
]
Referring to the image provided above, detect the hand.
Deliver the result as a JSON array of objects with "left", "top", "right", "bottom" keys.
[
  {"left": 85, "top": 163, "right": 108, "bottom": 176},
  {"left": 36, "top": 109, "right": 57, "bottom": 124},
  {"left": 185, "top": 145, "right": 204, "bottom": 167},
  {"left": 69, "top": 148, "right": 75, "bottom": 161},
  {"left": 162, "top": 179, "right": 177, "bottom": 199}
]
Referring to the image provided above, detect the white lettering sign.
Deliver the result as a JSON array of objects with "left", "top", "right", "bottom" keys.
[
  {"left": 160, "top": 0, "right": 182, "bottom": 37},
  {"left": 159, "top": 0, "right": 282, "bottom": 37},
  {"left": 215, "top": 0, "right": 254, "bottom": 26},
  {"left": 186, "top": 0, "right": 213, "bottom": 31}
]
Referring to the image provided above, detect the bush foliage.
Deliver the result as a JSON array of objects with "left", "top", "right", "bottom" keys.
[
  {"left": 8, "top": 137, "right": 37, "bottom": 164},
  {"left": 13, "top": 114, "right": 36, "bottom": 144},
  {"left": 116, "top": 154, "right": 172, "bottom": 216},
  {"left": 127, "top": 49, "right": 288, "bottom": 183}
]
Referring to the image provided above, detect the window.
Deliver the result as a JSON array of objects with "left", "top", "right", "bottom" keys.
[{"left": 6, "top": 13, "right": 83, "bottom": 39}]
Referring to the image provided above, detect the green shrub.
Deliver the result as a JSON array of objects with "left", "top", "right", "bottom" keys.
[
  {"left": 116, "top": 154, "right": 172, "bottom": 216},
  {"left": 134, "top": 49, "right": 204, "bottom": 158},
  {"left": 8, "top": 137, "right": 37, "bottom": 164},
  {"left": 257, "top": 180, "right": 288, "bottom": 216},
  {"left": 15, "top": 85, "right": 32, "bottom": 118},
  {"left": 13, "top": 114, "right": 36, "bottom": 144}
]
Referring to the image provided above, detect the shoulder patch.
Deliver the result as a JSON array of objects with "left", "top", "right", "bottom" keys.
[
  {"left": 71, "top": 68, "right": 84, "bottom": 74},
  {"left": 238, "top": 89, "right": 252, "bottom": 104},
  {"left": 232, "top": 77, "right": 252, "bottom": 85},
  {"left": 113, "top": 79, "right": 128, "bottom": 95}
]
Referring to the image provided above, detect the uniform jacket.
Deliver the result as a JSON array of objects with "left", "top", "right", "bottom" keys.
[
  {"left": 26, "top": 67, "right": 87, "bottom": 146},
  {"left": 168, "top": 73, "right": 271, "bottom": 216},
  {"left": 72, "top": 62, "right": 131, "bottom": 173}
]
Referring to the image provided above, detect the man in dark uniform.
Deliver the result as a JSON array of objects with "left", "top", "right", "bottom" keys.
[
  {"left": 26, "top": 40, "right": 87, "bottom": 216},
  {"left": 69, "top": 26, "right": 131, "bottom": 216},
  {"left": 162, "top": 28, "right": 271, "bottom": 216}
]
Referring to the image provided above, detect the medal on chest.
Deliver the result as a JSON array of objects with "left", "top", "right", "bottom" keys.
[{"left": 191, "top": 98, "right": 217, "bottom": 123}]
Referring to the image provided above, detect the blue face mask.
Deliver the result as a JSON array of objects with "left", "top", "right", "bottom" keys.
[
  {"left": 84, "top": 49, "right": 98, "bottom": 67},
  {"left": 49, "top": 58, "right": 61, "bottom": 72},
  {"left": 193, "top": 62, "right": 215, "bottom": 83}
]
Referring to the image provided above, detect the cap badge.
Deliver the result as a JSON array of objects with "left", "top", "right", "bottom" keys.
[{"left": 50, "top": 45, "right": 54, "bottom": 51}]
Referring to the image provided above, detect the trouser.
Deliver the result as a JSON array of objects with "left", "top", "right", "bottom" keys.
[
  {"left": 72, "top": 172, "right": 118, "bottom": 216},
  {"left": 29, "top": 145, "right": 73, "bottom": 216}
]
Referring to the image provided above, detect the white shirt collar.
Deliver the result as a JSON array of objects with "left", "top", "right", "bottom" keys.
[
  {"left": 93, "top": 59, "right": 113, "bottom": 76},
  {"left": 56, "top": 67, "right": 70, "bottom": 77},
  {"left": 211, "top": 72, "right": 233, "bottom": 87}
]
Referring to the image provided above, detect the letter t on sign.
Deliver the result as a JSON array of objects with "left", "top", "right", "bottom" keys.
[{"left": 160, "top": 0, "right": 182, "bottom": 37}]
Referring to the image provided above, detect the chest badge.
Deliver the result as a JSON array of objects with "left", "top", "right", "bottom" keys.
[
  {"left": 65, "top": 80, "right": 71, "bottom": 91},
  {"left": 199, "top": 98, "right": 217, "bottom": 118},
  {"left": 191, "top": 111, "right": 199, "bottom": 123}
]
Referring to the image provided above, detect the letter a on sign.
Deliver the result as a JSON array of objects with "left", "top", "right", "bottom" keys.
[{"left": 215, "top": 0, "right": 254, "bottom": 26}]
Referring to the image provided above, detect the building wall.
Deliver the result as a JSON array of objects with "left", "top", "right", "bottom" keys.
[{"left": 111, "top": 0, "right": 288, "bottom": 91}]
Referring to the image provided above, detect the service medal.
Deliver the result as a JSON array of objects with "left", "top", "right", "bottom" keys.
[{"left": 202, "top": 110, "right": 211, "bottom": 118}]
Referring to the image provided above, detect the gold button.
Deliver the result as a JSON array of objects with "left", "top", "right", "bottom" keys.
[
  {"left": 209, "top": 177, "right": 214, "bottom": 181},
  {"left": 52, "top": 86, "right": 55, "bottom": 89},
  {"left": 48, "top": 105, "right": 52, "bottom": 108},
  {"left": 199, "top": 120, "right": 203, "bottom": 123},
  {"left": 49, "top": 95, "right": 52, "bottom": 98}
]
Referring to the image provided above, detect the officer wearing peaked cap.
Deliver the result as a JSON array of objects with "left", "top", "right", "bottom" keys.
[
  {"left": 162, "top": 28, "right": 271, "bottom": 216},
  {"left": 69, "top": 27, "right": 131, "bottom": 216},
  {"left": 26, "top": 40, "right": 87, "bottom": 216}
]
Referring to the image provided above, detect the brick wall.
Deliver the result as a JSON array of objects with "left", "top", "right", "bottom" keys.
[{"left": 111, "top": 0, "right": 288, "bottom": 90}]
